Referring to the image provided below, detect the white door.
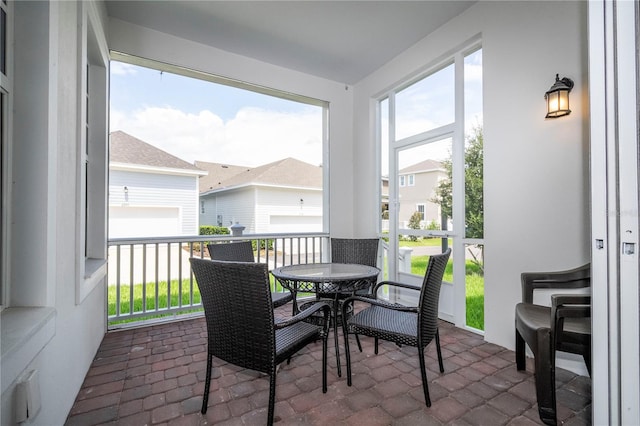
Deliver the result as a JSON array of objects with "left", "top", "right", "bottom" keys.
[
  {"left": 380, "top": 46, "right": 484, "bottom": 330},
  {"left": 589, "top": 1, "right": 640, "bottom": 424}
]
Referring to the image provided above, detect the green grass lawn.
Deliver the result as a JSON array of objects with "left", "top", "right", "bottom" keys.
[
  {"left": 110, "top": 255, "right": 484, "bottom": 330},
  {"left": 409, "top": 256, "right": 484, "bottom": 330}
]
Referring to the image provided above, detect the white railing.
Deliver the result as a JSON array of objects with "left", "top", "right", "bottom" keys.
[{"left": 107, "top": 233, "right": 330, "bottom": 329}]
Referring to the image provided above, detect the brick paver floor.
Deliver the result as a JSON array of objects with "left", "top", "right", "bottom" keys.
[{"left": 66, "top": 304, "right": 591, "bottom": 425}]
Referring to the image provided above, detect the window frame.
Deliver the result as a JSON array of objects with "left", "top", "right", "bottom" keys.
[
  {"left": 0, "top": 0, "right": 10, "bottom": 309},
  {"left": 76, "top": 2, "right": 108, "bottom": 304}
]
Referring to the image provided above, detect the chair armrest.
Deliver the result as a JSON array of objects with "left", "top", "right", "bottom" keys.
[
  {"left": 551, "top": 294, "right": 591, "bottom": 320},
  {"left": 521, "top": 264, "right": 590, "bottom": 303},
  {"left": 341, "top": 295, "right": 418, "bottom": 320},
  {"left": 275, "top": 302, "right": 330, "bottom": 330},
  {"left": 551, "top": 294, "right": 591, "bottom": 347},
  {"left": 372, "top": 280, "right": 421, "bottom": 298}
]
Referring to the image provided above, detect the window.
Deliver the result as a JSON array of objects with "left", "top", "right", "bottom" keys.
[
  {"left": 76, "top": 4, "right": 108, "bottom": 304},
  {"left": 399, "top": 175, "right": 406, "bottom": 187},
  {"left": 408, "top": 174, "right": 415, "bottom": 186},
  {"left": 0, "top": 0, "right": 9, "bottom": 308},
  {"left": 200, "top": 200, "right": 205, "bottom": 214},
  {"left": 416, "top": 204, "right": 425, "bottom": 221},
  {"left": 109, "top": 54, "right": 327, "bottom": 235}
]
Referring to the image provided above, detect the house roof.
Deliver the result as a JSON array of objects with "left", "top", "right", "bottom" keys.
[
  {"left": 110, "top": 130, "right": 203, "bottom": 172},
  {"left": 198, "top": 157, "right": 322, "bottom": 194},
  {"left": 399, "top": 159, "right": 444, "bottom": 174},
  {"left": 195, "top": 161, "right": 251, "bottom": 191}
]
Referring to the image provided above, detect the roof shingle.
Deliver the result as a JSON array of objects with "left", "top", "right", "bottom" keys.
[{"left": 110, "top": 130, "right": 202, "bottom": 171}]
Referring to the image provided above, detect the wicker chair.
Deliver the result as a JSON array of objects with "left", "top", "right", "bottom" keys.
[
  {"left": 330, "top": 237, "right": 380, "bottom": 294},
  {"left": 189, "top": 258, "right": 330, "bottom": 425},
  {"left": 515, "top": 263, "right": 591, "bottom": 426},
  {"left": 341, "top": 248, "right": 451, "bottom": 407},
  {"left": 299, "top": 238, "right": 380, "bottom": 355},
  {"left": 207, "top": 241, "right": 293, "bottom": 308}
]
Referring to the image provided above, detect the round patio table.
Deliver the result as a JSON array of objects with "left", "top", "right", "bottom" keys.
[{"left": 271, "top": 263, "right": 380, "bottom": 377}]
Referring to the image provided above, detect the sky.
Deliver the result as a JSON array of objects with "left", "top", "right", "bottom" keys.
[
  {"left": 110, "top": 49, "right": 482, "bottom": 172},
  {"left": 110, "top": 61, "right": 323, "bottom": 168}
]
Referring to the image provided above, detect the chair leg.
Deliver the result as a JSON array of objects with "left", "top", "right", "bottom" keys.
[
  {"left": 322, "top": 327, "right": 328, "bottom": 393},
  {"left": 343, "top": 316, "right": 353, "bottom": 387},
  {"left": 534, "top": 329, "right": 557, "bottom": 426},
  {"left": 355, "top": 333, "right": 363, "bottom": 352},
  {"left": 267, "top": 369, "right": 277, "bottom": 426},
  {"left": 515, "top": 328, "right": 526, "bottom": 371},
  {"left": 333, "top": 298, "right": 342, "bottom": 377},
  {"left": 418, "top": 346, "right": 432, "bottom": 407},
  {"left": 201, "top": 353, "right": 213, "bottom": 414},
  {"left": 583, "top": 344, "right": 592, "bottom": 376},
  {"left": 435, "top": 329, "right": 444, "bottom": 373},
  {"left": 374, "top": 337, "right": 379, "bottom": 354}
]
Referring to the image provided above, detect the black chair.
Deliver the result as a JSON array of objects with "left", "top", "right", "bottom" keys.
[
  {"left": 515, "top": 263, "right": 591, "bottom": 426},
  {"left": 330, "top": 237, "right": 380, "bottom": 295},
  {"left": 189, "top": 258, "right": 330, "bottom": 425},
  {"left": 207, "top": 241, "right": 293, "bottom": 308},
  {"left": 341, "top": 248, "right": 451, "bottom": 407}
]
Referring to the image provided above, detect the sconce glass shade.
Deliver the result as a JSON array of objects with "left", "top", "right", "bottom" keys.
[{"left": 545, "top": 74, "right": 574, "bottom": 118}]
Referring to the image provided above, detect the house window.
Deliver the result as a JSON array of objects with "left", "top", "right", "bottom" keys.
[
  {"left": 217, "top": 214, "right": 223, "bottom": 227},
  {"left": 200, "top": 200, "right": 205, "bottom": 214},
  {"left": 416, "top": 204, "right": 425, "bottom": 221},
  {"left": 408, "top": 174, "right": 415, "bottom": 186},
  {"left": 0, "top": 0, "right": 9, "bottom": 308},
  {"left": 76, "top": 4, "right": 108, "bottom": 304},
  {"left": 399, "top": 175, "right": 406, "bottom": 187}
]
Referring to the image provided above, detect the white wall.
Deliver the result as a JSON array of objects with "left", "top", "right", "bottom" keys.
[
  {"left": 109, "top": 170, "right": 199, "bottom": 236},
  {"left": 353, "top": 1, "right": 590, "bottom": 351},
  {"left": 108, "top": 19, "right": 355, "bottom": 237},
  {"left": 256, "top": 187, "right": 323, "bottom": 233},
  {"left": 1, "top": 1, "right": 109, "bottom": 425}
]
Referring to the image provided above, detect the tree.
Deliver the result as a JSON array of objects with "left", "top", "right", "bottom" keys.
[
  {"left": 433, "top": 125, "right": 484, "bottom": 269},
  {"left": 407, "top": 211, "right": 422, "bottom": 241}
]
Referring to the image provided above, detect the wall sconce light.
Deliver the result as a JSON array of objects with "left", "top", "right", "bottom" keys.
[
  {"left": 123, "top": 186, "right": 128, "bottom": 194},
  {"left": 545, "top": 74, "right": 574, "bottom": 118}
]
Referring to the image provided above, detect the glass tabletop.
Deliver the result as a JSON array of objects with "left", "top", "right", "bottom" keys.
[{"left": 271, "top": 263, "right": 380, "bottom": 282}]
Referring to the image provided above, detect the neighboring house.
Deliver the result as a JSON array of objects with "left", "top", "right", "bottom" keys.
[
  {"left": 109, "top": 131, "right": 207, "bottom": 237},
  {"left": 397, "top": 159, "right": 446, "bottom": 228},
  {"left": 196, "top": 158, "right": 322, "bottom": 234}
]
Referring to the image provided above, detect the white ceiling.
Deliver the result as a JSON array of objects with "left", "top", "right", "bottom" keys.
[{"left": 105, "top": 1, "right": 476, "bottom": 85}]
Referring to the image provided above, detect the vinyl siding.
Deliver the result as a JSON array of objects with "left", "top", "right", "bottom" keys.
[
  {"left": 109, "top": 170, "right": 199, "bottom": 235},
  {"left": 199, "top": 186, "right": 323, "bottom": 234},
  {"left": 256, "top": 187, "right": 322, "bottom": 233}
]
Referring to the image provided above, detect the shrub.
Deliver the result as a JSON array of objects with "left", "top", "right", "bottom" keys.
[
  {"left": 196, "top": 225, "right": 231, "bottom": 251},
  {"left": 200, "top": 225, "right": 230, "bottom": 236}
]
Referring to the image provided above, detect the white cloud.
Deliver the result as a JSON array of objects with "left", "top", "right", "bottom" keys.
[
  {"left": 110, "top": 62, "right": 139, "bottom": 76},
  {"left": 110, "top": 106, "right": 322, "bottom": 167}
]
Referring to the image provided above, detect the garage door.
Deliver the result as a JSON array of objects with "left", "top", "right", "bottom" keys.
[
  {"left": 109, "top": 206, "right": 180, "bottom": 238},
  {"left": 269, "top": 215, "right": 322, "bottom": 233}
]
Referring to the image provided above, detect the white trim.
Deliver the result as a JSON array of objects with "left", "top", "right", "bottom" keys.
[
  {"left": 75, "top": 1, "right": 109, "bottom": 305},
  {"left": 110, "top": 162, "right": 207, "bottom": 177}
]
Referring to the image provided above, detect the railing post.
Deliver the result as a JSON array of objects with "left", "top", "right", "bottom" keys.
[
  {"left": 230, "top": 222, "right": 245, "bottom": 236},
  {"left": 398, "top": 247, "right": 413, "bottom": 273}
]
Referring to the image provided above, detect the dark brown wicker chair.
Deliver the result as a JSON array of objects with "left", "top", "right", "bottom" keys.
[
  {"left": 515, "top": 263, "right": 591, "bottom": 426},
  {"left": 341, "top": 248, "right": 451, "bottom": 407},
  {"left": 302, "top": 238, "right": 381, "bottom": 355},
  {"left": 207, "top": 241, "right": 293, "bottom": 308},
  {"left": 330, "top": 237, "right": 380, "bottom": 295},
  {"left": 189, "top": 258, "right": 330, "bottom": 425}
]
